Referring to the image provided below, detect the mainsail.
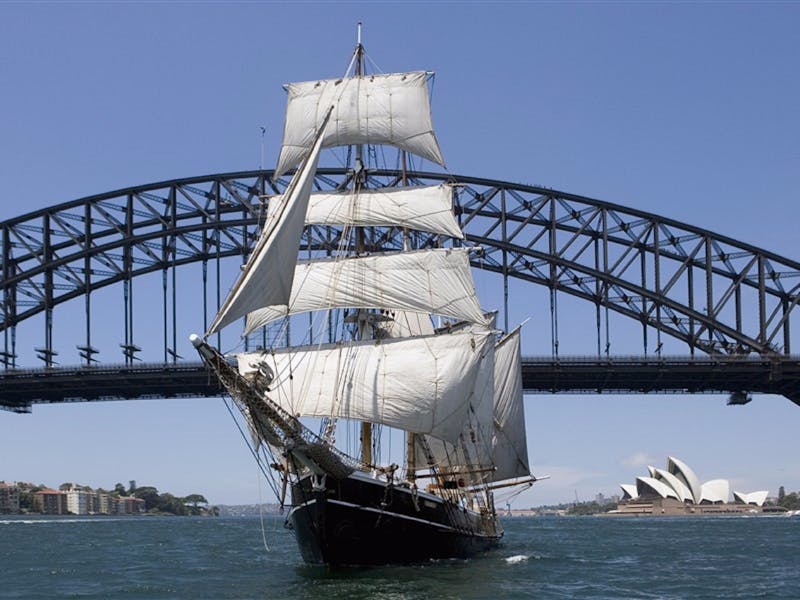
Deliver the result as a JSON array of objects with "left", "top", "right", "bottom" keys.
[
  {"left": 275, "top": 71, "right": 445, "bottom": 177},
  {"left": 236, "top": 330, "right": 495, "bottom": 444},
  {"left": 243, "top": 248, "right": 485, "bottom": 335}
]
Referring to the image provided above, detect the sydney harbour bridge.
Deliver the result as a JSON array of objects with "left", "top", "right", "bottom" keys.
[{"left": 2, "top": 168, "right": 799, "bottom": 413}]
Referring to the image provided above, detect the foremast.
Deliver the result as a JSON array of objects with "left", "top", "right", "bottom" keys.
[{"left": 352, "top": 27, "right": 373, "bottom": 469}]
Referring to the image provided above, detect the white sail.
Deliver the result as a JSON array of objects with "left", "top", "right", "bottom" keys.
[
  {"left": 244, "top": 248, "right": 485, "bottom": 335},
  {"left": 207, "top": 111, "right": 330, "bottom": 335},
  {"left": 237, "top": 330, "right": 495, "bottom": 444},
  {"left": 267, "top": 184, "right": 463, "bottom": 239},
  {"left": 276, "top": 71, "right": 445, "bottom": 177},
  {"left": 415, "top": 343, "right": 496, "bottom": 476},
  {"left": 489, "top": 328, "right": 530, "bottom": 482},
  {"left": 381, "top": 310, "right": 434, "bottom": 338},
  {"left": 415, "top": 328, "right": 529, "bottom": 483}
]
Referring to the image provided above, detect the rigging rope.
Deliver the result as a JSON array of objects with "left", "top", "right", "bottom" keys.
[{"left": 256, "top": 465, "right": 271, "bottom": 552}]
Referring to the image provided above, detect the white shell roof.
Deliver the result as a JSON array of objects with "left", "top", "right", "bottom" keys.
[
  {"left": 636, "top": 476, "right": 678, "bottom": 500},
  {"left": 700, "top": 479, "right": 731, "bottom": 503},
  {"left": 667, "top": 456, "right": 703, "bottom": 504},
  {"left": 620, "top": 484, "right": 638, "bottom": 500},
  {"left": 654, "top": 468, "right": 693, "bottom": 503},
  {"left": 733, "top": 490, "right": 769, "bottom": 506}
]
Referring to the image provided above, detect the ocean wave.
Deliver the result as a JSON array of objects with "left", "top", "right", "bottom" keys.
[
  {"left": 0, "top": 518, "right": 126, "bottom": 525},
  {"left": 505, "top": 554, "right": 529, "bottom": 564}
]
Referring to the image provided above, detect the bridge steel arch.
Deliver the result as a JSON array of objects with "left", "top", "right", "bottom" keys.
[{"left": 2, "top": 169, "right": 800, "bottom": 370}]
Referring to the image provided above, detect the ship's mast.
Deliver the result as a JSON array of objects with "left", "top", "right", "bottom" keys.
[
  {"left": 353, "top": 22, "right": 373, "bottom": 468},
  {"left": 400, "top": 148, "right": 416, "bottom": 482}
]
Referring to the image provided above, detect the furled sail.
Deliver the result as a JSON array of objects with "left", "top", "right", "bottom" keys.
[
  {"left": 207, "top": 111, "right": 331, "bottom": 335},
  {"left": 244, "top": 248, "right": 485, "bottom": 335},
  {"left": 488, "top": 328, "right": 530, "bottom": 482},
  {"left": 266, "top": 184, "right": 463, "bottom": 239},
  {"left": 275, "top": 71, "right": 445, "bottom": 177},
  {"left": 237, "top": 330, "right": 495, "bottom": 444}
]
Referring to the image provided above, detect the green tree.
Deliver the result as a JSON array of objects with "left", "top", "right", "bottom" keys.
[
  {"left": 113, "top": 483, "right": 126, "bottom": 496},
  {"left": 156, "top": 493, "right": 186, "bottom": 515},
  {"left": 779, "top": 491, "right": 800, "bottom": 511},
  {"left": 132, "top": 486, "right": 160, "bottom": 511},
  {"left": 18, "top": 490, "right": 36, "bottom": 512},
  {"left": 566, "top": 501, "right": 616, "bottom": 516},
  {"left": 184, "top": 494, "right": 208, "bottom": 515}
]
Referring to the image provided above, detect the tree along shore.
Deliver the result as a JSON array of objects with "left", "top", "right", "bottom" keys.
[{"left": 6, "top": 479, "right": 217, "bottom": 516}]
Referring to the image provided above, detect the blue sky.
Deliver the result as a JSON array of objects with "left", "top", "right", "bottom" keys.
[{"left": 1, "top": 2, "right": 799, "bottom": 507}]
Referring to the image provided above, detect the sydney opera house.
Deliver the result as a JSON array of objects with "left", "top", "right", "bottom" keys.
[{"left": 615, "top": 456, "right": 771, "bottom": 515}]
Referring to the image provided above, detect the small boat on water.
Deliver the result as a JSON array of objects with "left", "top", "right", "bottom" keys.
[{"left": 192, "top": 25, "right": 540, "bottom": 566}]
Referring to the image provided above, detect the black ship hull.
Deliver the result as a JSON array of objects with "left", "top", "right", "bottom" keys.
[{"left": 286, "top": 471, "right": 502, "bottom": 566}]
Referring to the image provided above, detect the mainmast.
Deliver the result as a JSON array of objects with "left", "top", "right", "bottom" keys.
[{"left": 354, "top": 22, "right": 365, "bottom": 182}]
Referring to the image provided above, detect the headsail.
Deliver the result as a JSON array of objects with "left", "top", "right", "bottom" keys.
[
  {"left": 266, "top": 184, "right": 463, "bottom": 239},
  {"left": 275, "top": 71, "right": 445, "bottom": 177},
  {"left": 237, "top": 330, "right": 495, "bottom": 444},
  {"left": 207, "top": 109, "right": 331, "bottom": 335},
  {"left": 243, "top": 248, "right": 485, "bottom": 335}
]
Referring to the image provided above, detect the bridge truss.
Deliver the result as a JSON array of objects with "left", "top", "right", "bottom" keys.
[{"left": 2, "top": 169, "right": 800, "bottom": 410}]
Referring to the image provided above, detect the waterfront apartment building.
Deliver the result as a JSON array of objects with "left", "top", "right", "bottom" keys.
[
  {"left": 66, "top": 488, "right": 90, "bottom": 515},
  {"left": 96, "top": 492, "right": 111, "bottom": 515},
  {"left": 34, "top": 489, "right": 68, "bottom": 515},
  {"left": 117, "top": 496, "right": 146, "bottom": 514},
  {"left": 5, "top": 482, "right": 149, "bottom": 515},
  {"left": 0, "top": 481, "right": 20, "bottom": 513}
]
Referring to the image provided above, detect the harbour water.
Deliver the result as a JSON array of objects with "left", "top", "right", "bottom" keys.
[{"left": 3, "top": 514, "right": 798, "bottom": 599}]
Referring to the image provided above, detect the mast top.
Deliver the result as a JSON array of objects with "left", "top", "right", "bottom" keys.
[{"left": 357, "top": 21, "right": 362, "bottom": 46}]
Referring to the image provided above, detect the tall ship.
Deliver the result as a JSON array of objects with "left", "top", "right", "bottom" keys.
[{"left": 191, "top": 28, "right": 538, "bottom": 566}]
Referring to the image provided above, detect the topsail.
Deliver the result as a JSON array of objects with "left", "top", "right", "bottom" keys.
[
  {"left": 266, "top": 184, "right": 463, "bottom": 239},
  {"left": 243, "top": 248, "right": 486, "bottom": 335}
]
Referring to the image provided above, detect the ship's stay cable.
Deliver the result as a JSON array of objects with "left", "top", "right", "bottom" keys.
[
  {"left": 221, "top": 395, "right": 279, "bottom": 498},
  {"left": 256, "top": 467, "right": 271, "bottom": 552},
  {"left": 364, "top": 51, "right": 384, "bottom": 75}
]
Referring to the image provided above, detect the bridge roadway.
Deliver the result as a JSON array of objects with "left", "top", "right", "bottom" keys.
[{"left": 2, "top": 355, "right": 799, "bottom": 413}]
